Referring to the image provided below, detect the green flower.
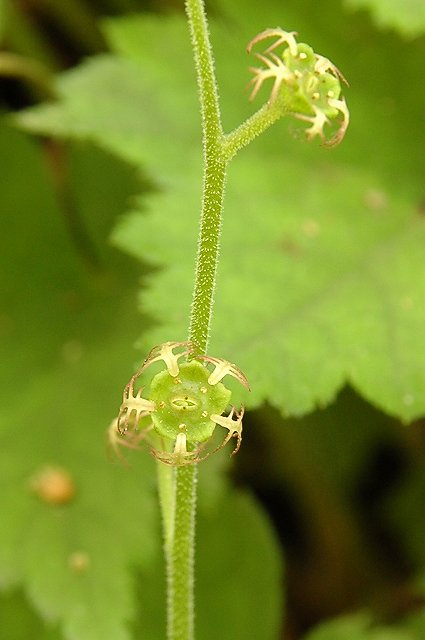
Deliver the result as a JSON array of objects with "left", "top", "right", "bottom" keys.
[
  {"left": 111, "top": 342, "right": 249, "bottom": 466},
  {"left": 248, "top": 28, "right": 349, "bottom": 146}
]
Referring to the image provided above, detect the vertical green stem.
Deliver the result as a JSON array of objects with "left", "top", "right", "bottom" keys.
[
  {"left": 189, "top": 159, "right": 226, "bottom": 355},
  {"left": 162, "top": 1, "right": 225, "bottom": 639},
  {"left": 157, "top": 461, "right": 174, "bottom": 558},
  {"left": 163, "top": 1, "right": 289, "bottom": 637},
  {"left": 185, "top": 0, "right": 226, "bottom": 356},
  {"left": 167, "top": 464, "right": 197, "bottom": 640},
  {"left": 158, "top": 452, "right": 198, "bottom": 640}
]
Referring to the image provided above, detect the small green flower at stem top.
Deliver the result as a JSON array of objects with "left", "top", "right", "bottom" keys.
[
  {"left": 247, "top": 28, "right": 349, "bottom": 147},
  {"left": 111, "top": 341, "right": 249, "bottom": 466}
]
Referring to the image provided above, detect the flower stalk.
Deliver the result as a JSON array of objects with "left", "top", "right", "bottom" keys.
[{"left": 113, "top": 2, "right": 349, "bottom": 638}]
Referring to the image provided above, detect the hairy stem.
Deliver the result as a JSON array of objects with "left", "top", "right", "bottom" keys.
[
  {"left": 157, "top": 461, "right": 175, "bottom": 558},
  {"left": 185, "top": 0, "right": 225, "bottom": 356},
  {"left": 188, "top": 158, "right": 226, "bottom": 355},
  {"left": 223, "top": 99, "right": 288, "bottom": 161},
  {"left": 165, "top": 1, "right": 221, "bottom": 638},
  {"left": 164, "top": 2, "right": 291, "bottom": 637},
  {"left": 167, "top": 464, "right": 197, "bottom": 640}
]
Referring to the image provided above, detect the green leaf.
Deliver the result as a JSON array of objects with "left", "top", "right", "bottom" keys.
[
  {"left": 197, "top": 489, "right": 283, "bottom": 640},
  {"left": 0, "top": 1, "right": 6, "bottom": 39},
  {"left": 16, "top": 0, "right": 425, "bottom": 423},
  {"left": 132, "top": 485, "right": 283, "bottom": 640},
  {"left": 344, "top": 0, "right": 425, "bottom": 38},
  {"left": 0, "top": 0, "right": 58, "bottom": 70},
  {"left": 403, "top": 582, "right": 425, "bottom": 639},
  {"left": 0, "top": 121, "right": 158, "bottom": 640},
  {"left": 0, "top": 120, "right": 283, "bottom": 638},
  {"left": 0, "top": 590, "right": 63, "bottom": 640},
  {"left": 303, "top": 613, "right": 416, "bottom": 640}
]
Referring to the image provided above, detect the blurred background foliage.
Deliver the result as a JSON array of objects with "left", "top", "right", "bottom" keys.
[{"left": 1, "top": 1, "right": 425, "bottom": 639}]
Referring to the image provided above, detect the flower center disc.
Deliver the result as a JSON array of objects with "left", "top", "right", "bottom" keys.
[
  {"left": 149, "top": 360, "right": 231, "bottom": 442},
  {"left": 171, "top": 396, "right": 198, "bottom": 411}
]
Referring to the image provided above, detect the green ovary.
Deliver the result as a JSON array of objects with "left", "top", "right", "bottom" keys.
[
  {"left": 280, "top": 42, "right": 342, "bottom": 118},
  {"left": 283, "top": 42, "right": 315, "bottom": 73},
  {"left": 149, "top": 361, "right": 231, "bottom": 443}
]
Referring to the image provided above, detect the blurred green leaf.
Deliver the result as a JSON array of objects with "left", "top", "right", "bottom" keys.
[
  {"left": 303, "top": 612, "right": 416, "bottom": 640},
  {"left": 344, "top": 0, "right": 425, "bottom": 38},
  {"left": 0, "top": 590, "right": 63, "bottom": 640},
  {"left": 0, "top": 0, "right": 58, "bottom": 70},
  {"left": 0, "top": 121, "right": 158, "bottom": 640},
  {"left": 0, "top": 119, "right": 283, "bottom": 638},
  {"left": 133, "top": 486, "right": 283, "bottom": 640},
  {"left": 196, "top": 490, "right": 283, "bottom": 640},
  {"left": 0, "top": 1, "right": 5, "bottom": 40},
  {"left": 403, "top": 581, "right": 425, "bottom": 639},
  {"left": 17, "top": 0, "right": 425, "bottom": 421}
]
